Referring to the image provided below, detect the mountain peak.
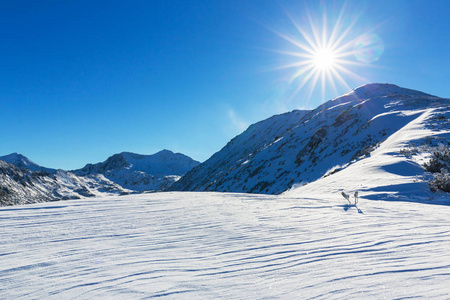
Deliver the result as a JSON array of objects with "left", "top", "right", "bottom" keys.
[
  {"left": 340, "top": 83, "right": 434, "bottom": 100},
  {"left": 0, "top": 153, "right": 55, "bottom": 173},
  {"left": 156, "top": 149, "right": 174, "bottom": 155},
  {"left": 117, "top": 150, "right": 179, "bottom": 163},
  {"left": 74, "top": 150, "right": 200, "bottom": 191},
  {"left": 2, "top": 152, "right": 27, "bottom": 160}
]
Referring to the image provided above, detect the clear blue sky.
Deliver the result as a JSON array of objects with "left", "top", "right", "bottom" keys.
[{"left": 1, "top": 0, "right": 449, "bottom": 169}]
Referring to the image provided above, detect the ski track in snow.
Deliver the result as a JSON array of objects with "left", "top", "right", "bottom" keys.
[{"left": 1, "top": 192, "right": 450, "bottom": 299}]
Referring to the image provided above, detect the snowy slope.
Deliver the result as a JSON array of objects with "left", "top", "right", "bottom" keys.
[
  {"left": 74, "top": 150, "right": 200, "bottom": 191},
  {"left": 171, "top": 83, "right": 449, "bottom": 195},
  {"left": 285, "top": 102, "right": 450, "bottom": 203},
  {"left": 1, "top": 192, "right": 450, "bottom": 298},
  {"left": 0, "top": 160, "right": 131, "bottom": 206}
]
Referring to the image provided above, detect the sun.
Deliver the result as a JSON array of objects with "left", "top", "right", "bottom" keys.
[
  {"left": 267, "top": 5, "right": 379, "bottom": 102},
  {"left": 313, "top": 48, "right": 336, "bottom": 70}
]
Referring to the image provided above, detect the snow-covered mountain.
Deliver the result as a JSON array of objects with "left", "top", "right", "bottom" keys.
[
  {"left": 170, "top": 83, "right": 449, "bottom": 195},
  {"left": 0, "top": 159, "right": 130, "bottom": 206},
  {"left": 285, "top": 89, "right": 450, "bottom": 202},
  {"left": 0, "top": 153, "right": 56, "bottom": 173},
  {"left": 73, "top": 150, "right": 200, "bottom": 191}
]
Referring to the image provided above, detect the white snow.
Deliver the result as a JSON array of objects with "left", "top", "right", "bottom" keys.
[
  {"left": 1, "top": 192, "right": 450, "bottom": 298},
  {"left": 286, "top": 105, "right": 450, "bottom": 203}
]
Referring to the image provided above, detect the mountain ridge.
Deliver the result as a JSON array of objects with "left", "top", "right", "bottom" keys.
[{"left": 73, "top": 149, "right": 200, "bottom": 191}]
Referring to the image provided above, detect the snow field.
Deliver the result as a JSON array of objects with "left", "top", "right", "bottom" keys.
[{"left": 1, "top": 192, "right": 450, "bottom": 299}]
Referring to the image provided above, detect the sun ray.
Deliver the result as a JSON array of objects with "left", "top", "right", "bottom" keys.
[
  {"left": 328, "top": 2, "right": 347, "bottom": 47},
  {"left": 271, "top": 60, "right": 313, "bottom": 72},
  {"left": 329, "top": 15, "right": 361, "bottom": 51},
  {"left": 326, "top": 67, "right": 339, "bottom": 97},
  {"left": 334, "top": 64, "right": 368, "bottom": 82},
  {"left": 268, "top": 27, "right": 315, "bottom": 54},
  {"left": 334, "top": 59, "right": 369, "bottom": 67},
  {"left": 321, "top": 70, "right": 326, "bottom": 100},
  {"left": 289, "top": 64, "right": 316, "bottom": 84},
  {"left": 290, "top": 64, "right": 316, "bottom": 84},
  {"left": 333, "top": 36, "right": 361, "bottom": 55},
  {"left": 306, "top": 9, "right": 322, "bottom": 50},
  {"left": 271, "top": 49, "right": 313, "bottom": 59},
  {"left": 322, "top": 12, "right": 328, "bottom": 50},
  {"left": 285, "top": 12, "right": 319, "bottom": 53},
  {"left": 334, "top": 50, "right": 357, "bottom": 59},
  {"left": 307, "top": 70, "right": 322, "bottom": 100},
  {"left": 288, "top": 66, "right": 318, "bottom": 102},
  {"left": 330, "top": 67, "right": 353, "bottom": 92}
]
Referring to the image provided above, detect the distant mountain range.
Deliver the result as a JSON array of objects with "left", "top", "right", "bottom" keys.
[
  {"left": 1, "top": 83, "right": 448, "bottom": 206},
  {"left": 0, "top": 150, "right": 199, "bottom": 205}
]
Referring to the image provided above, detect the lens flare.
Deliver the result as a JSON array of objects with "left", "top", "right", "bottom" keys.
[{"left": 354, "top": 33, "right": 384, "bottom": 63}]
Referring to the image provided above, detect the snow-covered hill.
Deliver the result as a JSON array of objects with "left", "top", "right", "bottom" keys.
[
  {"left": 171, "top": 83, "right": 449, "bottom": 196},
  {"left": 1, "top": 192, "right": 449, "bottom": 298},
  {"left": 74, "top": 150, "right": 200, "bottom": 191},
  {"left": 0, "top": 160, "right": 130, "bottom": 206}
]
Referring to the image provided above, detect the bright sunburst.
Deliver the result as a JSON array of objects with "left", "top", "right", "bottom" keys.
[
  {"left": 269, "top": 5, "right": 384, "bottom": 102},
  {"left": 313, "top": 48, "right": 336, "bottom": 70}
]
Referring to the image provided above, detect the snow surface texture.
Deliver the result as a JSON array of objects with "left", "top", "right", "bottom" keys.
[
  {"left": 1, "top": 192, "right": 450, "bottom": 298},
  {"left": 74, "top": 150, "right": 200, "bottom": 191},
  {"left": 171, "top": 84, "right": 449, "bottom": 197}
]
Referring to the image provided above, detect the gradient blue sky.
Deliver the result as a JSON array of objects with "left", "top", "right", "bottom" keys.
[{"left": 1, "top": 0, "right": 449, "bottom": 169}]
